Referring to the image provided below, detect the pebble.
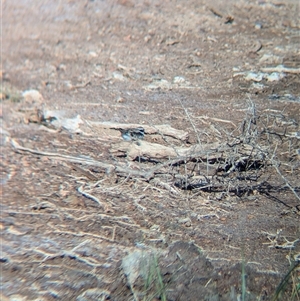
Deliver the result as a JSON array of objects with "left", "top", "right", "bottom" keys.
[
  {"left": 254, "top": 22, "right": 262, "bottom": 29},
  {"left": 173, "top": 76, "right": 185, "bottom": 84},
  {"left": 266, "top": 72, "right": 285, "bottom": 82},
  {"left": 22, "top": 89, "right": 43, "bottom": 103}
]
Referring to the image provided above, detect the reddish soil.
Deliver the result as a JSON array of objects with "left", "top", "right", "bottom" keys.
[{"left": 1, "top": 0, "right": 300, "bottom": 300}]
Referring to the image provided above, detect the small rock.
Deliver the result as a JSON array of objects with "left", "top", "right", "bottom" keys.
[
  {"left": 173, "top": 76, "right": 185, "bottom": 84},
  {"left": 88, "top": 51, "right": 97, "bottom": 58},
  {"left": 144, "top": 35, "right": 152, "bottom": 42},
  {"left": 254, "top": 22, "right": 262, "bottom": 29},
  {"left": 116, "top": 96, "right": 125, "bottom": 103},
  {"left": 266, "top": 72, "right": 285, "bottom": 82},
  {"left": 76, "top": 288, "right": 110, "bottom": 301},
  {"left": 146, "top": 79, "right": 171, "bottom": 90},
  {"left": 43, "top": 110, "right": 84, "bottom": 133},
  {"left": 122, "top": 249, "right": 163, "bottom": 287},
  {"left": 58, "top": 64, "right": 66, "bottom": 71},
  {"left": 112, "top": 71, "right": 126, "bottom": 81},
  {"left": 22, "top": 89, "right": 43, "bottom": 104}
]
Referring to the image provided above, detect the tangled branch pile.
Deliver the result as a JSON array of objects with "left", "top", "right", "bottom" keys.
[{"left": 12, "top": 104, "right": 300, "bottom": 211}]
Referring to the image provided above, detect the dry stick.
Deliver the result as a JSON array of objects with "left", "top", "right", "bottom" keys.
[
  {"left": 259, "top": 111, "right": 300, "bottom": 202},
  {"left": 77, "top": 185, "right": 105, "bottom": 208},
  {"left": 51, "top": 229, "right": 115, "bottom": 243},
  {"left": 14, "top": 253, "right": 99, "bottom": 269},
  {"left": 194, "top": 115, "right": 236, "bottom": 127},
  {"left": 268, "top": 142, "right": 300, "bottom": 202},
  {"left": 11, "top": 138, "right": 218, "bottom": 181},
  {"left": 156, "top": 98, "right": 201, "bottom": 191},
  {"left": 112, "top": 226, "right": 116, "bottom": 241},
  {"left": 178, "top": 98, "right": 201, "bottom": 145},
  {"left": 152, "top": 178, "right": 180, "bottom": 195},
  {"left": 133, "top": 197, "right": 147, "bottom": 211},
  {"left": 12, "top": 138, "right": 178, "bottom": 180},
  {"left": 36, "top": 241, "right": 104, "bottom": 267},
  {"left": 11, "top": 138, "right": 113, "bottom": 168},
  {"left": 11, "top": 139, "right": 152, "bottom": 179},
  {"left": 101, "top": 173, "right": 131, "bottom": 191},
  {"left": 272, "top": 162, "right": 300, "bottom": 202},
  {"left": 261, "top": 65, "right": 300, "bottom": 74}
]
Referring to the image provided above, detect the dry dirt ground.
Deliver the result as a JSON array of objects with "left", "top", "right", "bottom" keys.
[{"left": 1, "top": 0, "right": 300, "bottom": 300}]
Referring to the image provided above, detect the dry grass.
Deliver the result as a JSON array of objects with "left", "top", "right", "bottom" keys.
[{"left": 6, "top": 100, "right": 300, "bottom": 300}]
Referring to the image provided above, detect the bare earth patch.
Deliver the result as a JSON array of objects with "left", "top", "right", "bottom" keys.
[{"left": 1, "top": 0, "right": 300, "bottom": 300}]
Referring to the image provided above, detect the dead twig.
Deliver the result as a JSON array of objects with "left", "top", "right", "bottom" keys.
[
  {"left": 77, "top": 184, "right": 106, "bottom": 208},
  {"left": 194, "top": 115, "right": 237, "bottom": 127},
  {"left": 261, "top": 65, "right": 300, "bottom": 74},
  {"left": 11, "top": 138, "right": 152, "bottom": 179},
  {"left": 178, "top": 97, "right": 201, "bottom": 145},
  {"left": 272, "top": 162, "right": 300, "bottom": 202}
]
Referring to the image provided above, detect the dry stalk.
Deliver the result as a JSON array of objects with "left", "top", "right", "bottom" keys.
[
  {"left": 77, "top": 184, "right": 105, "bottom": 208},
  {"left": 178, "top": 97, "right": 201, "bottom": 145},
  {"left": 10, "top": 102, "right": 300, "bottom": 207}
]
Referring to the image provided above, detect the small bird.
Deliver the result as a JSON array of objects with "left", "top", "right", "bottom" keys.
[{"left": 120, "top": 127, "right": 145, "bottom": 141}]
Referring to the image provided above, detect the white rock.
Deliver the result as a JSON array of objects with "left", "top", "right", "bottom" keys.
[
  {"left": 173, "top": 76, "right": 185, "bottom": 83},
  {"left": 112, "top": 71, "right": 126, "bottom": 81},
  {"left": 146, "top": 79, "right": 171, "bottom": 90},
  {"left": 22, "top": 89, "right": 43, "bottom": 103},
  {"left": 266, "top": 72, "right": 285, "bottom": 82},
  {"left": 244, "top": 72, "right": 264, "bottom": 82},
  {"left": 88, "top": 51, "right": 97, "bottom": 58}
]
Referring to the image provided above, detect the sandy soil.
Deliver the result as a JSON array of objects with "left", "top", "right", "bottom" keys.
[{"left": 1, "top": 0, "right": 300, "bottom": 300}]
